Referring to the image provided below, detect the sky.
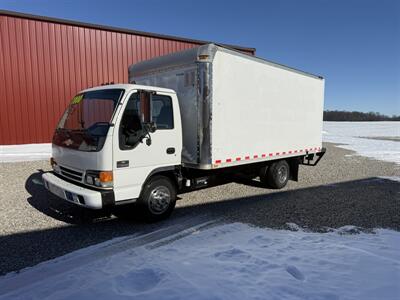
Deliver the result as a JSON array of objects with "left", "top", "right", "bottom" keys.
[{"left": 1, "top": 0, "right": 399, "bottom": 115}]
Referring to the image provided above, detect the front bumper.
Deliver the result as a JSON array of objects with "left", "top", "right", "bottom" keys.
[{"left": 42, "top": 172, "right": 115, "bottom": 209}]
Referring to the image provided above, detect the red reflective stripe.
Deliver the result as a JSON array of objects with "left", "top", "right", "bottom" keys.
[{"left": 220, "top": 147, "right": 320, "bottom": 165}]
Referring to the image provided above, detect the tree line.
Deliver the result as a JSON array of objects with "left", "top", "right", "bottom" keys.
[{"left": 323, "top": 110, "right": 400, "bottom": 121}]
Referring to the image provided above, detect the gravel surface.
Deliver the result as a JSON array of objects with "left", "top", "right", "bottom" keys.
[{"left": 0, "top": 142, "right": 398, "bottom": 275}]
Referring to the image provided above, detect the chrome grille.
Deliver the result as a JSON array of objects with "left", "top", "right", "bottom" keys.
[{"left": 59, "top": 166, "right": 83, "bottom": 182}]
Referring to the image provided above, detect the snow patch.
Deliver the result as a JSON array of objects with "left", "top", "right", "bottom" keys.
[
  {"left": 323, "top": 121, "right": 400, "bottom": 164},
  {"left": 285, "top": 222, "right": 301, "bottom": 231},
  {"left": 1, "top": 222, "right": 399, "bottom": 300},
  {"left": 336, "top": 225, "right": 364, "bottom": 235},
  {"left": 285, "top": 265, "right": 305, "bottom": 281},
  {"left": 0, "top": 143, "right": 51, "bottom": 162},
  {"left": 379, "top": 176, "right": 400, "bottom": 183}
]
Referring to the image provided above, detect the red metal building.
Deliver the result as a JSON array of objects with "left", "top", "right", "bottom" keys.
[{"left": 0, "top": 10, "right": 255, "bottom": 145}]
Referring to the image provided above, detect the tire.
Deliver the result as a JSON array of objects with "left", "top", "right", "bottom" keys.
[
  {"left": 262, "top": 160, "right": 290, "bottom": 189},
  {"left": 137, "top": 176, "right": 177, "bottom": 222}
]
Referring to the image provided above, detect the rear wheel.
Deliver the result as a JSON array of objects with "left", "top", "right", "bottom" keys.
[
  {"left": 261, "top": 160, "right": 290, "bottom": 189},
  {"left": 137, "top": 176, "right": 176, "bottom": 222}
]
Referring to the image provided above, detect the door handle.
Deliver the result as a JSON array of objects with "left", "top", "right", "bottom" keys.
[
  {"left": 117, "top": 160, "right": 129, "bottom": 168},
  {"left": 166, "top": 147, "right": 175, "bottom": 154}
]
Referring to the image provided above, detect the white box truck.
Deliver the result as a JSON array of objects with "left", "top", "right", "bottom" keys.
[{"left": 42, "top": 44, "right": 325, "bottom": 222}]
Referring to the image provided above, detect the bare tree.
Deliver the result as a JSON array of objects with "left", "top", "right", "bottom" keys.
[{"left": 324, "top": 110, "right": 400, "bottom": 121}]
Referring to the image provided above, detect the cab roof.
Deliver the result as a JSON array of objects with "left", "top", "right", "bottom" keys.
[{"left": 81, "top": 83, "right": 176, "bottom": 94}]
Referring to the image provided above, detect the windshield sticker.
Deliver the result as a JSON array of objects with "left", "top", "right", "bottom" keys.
[{"left": 71, "top": 95, "right": 83, "bottom": 105}]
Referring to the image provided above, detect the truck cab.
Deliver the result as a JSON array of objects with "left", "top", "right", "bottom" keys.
[{"left": 43, "top": 84, "right": 183, "bottom": 221}]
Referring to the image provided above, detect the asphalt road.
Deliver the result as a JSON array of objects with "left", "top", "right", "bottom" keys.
[{"left": 0, "top": 142, "right": 398, "bottom": 275}]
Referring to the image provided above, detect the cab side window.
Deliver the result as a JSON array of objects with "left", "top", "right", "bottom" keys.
[
  {"left": 119, "top": 93, "right": 142, "bottom": 149},
  {"left": 152, "top": 95, "right": 173, "bottom": 130},
  {"left": 119, "top": 93, "right": 174, "bottom": 150}
]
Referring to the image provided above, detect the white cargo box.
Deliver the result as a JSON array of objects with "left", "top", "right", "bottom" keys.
[{"left": 129, "top": 44, "right": 324, "bottom": 170}]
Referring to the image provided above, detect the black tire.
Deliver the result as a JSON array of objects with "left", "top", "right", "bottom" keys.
[
  {"left": 262, "top": 160, "right": 290, "bottom": 189},
  {"left": 136, "top": 176, "right": 176, "bottom": 222}
]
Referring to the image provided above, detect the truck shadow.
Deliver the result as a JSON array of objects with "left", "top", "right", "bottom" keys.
[
  {"left": 184, "top": 177, "right": 400, "bottom": 232},
  {"left": 0, "top": 174, "right": 397, "bottom": 276},
  {"left": 24, "top": 171, "right": 262, "bottom": 225}
]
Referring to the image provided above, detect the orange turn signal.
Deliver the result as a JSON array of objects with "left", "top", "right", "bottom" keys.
[{"left": 99, "top": 171, "right": 113, "bottom": 183}]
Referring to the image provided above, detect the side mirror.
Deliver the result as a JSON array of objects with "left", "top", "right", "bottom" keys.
[{"left": 145, "top": 121, "right": 157, "bottom": 133}]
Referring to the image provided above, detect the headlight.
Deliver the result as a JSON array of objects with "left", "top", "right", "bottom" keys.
[{"left": 85, "top": 171, "right": 113, "bottom": 188}]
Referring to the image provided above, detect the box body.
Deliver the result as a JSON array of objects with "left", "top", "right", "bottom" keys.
[{"left": 129, "top": 44, "right": 324, "bottom": 169}]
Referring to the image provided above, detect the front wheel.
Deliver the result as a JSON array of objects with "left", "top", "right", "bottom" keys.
[
  {"left": 261, "top": 160, "right": 290, "bottom": 189},
  {"left": 137, "top": 176, "right": 177, "bottom": 222}
]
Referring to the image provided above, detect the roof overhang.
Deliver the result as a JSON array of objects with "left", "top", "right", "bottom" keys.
[{"left": 0, "top": 9, "right": 256, "bottom": 55}]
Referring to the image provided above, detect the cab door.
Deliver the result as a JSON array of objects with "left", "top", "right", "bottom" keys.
[{"left": 112, "top": 90, "right": 181, "bottom": 202}]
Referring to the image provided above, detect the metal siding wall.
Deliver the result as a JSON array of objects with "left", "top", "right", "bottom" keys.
[
  {"left": 0, "top": 15, "right": 254, "bottom": 145},
  {"left": 0, "top": 16, "right": 7, "bottom": 144}
]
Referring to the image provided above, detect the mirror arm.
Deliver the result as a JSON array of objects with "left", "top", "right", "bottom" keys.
[{"left": 141, "top": 124, "right": 152, "bottom": 146}]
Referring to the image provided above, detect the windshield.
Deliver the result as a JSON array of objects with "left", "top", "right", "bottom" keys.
[{"left": 53, "top": 89, "right": 124, "bottom": 151}]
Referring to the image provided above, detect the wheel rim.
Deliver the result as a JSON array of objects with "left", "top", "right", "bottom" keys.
[
  {"left": 277, "top": 165, "right": 288, "bottom": 183},
  {"left": 148, "top": 186, "right": 171, "bottom": 214}
]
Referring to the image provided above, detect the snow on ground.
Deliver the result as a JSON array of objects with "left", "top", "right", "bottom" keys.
[
  {"left": 323, "top": 121, "right": 400, "bottom": 164},
  {"left": 380, "top": 176, "right": 400, "bottom": 183},
  {"left": 0, "top": 143, "right": 51, "bottom": 163},
  {"left": 1, "top": 222, "right": 399, "bottom": 300}
]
